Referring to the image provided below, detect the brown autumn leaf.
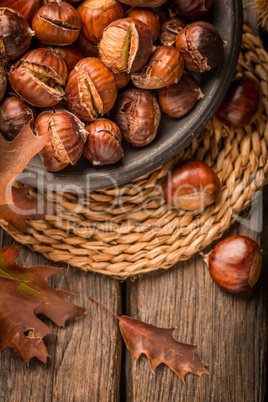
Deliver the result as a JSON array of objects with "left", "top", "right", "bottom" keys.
[
  {"left": 89, "top": 297, "right": 209, "bottom": 382},
  {"left": 0, "top": 245, "right": 86, "bottom": 364},
  {"left": 0, "top": 121, "right": 49, "bottom": 206},
  {"left": 0, "top": 187, "right": 48, "bottom": 232}
]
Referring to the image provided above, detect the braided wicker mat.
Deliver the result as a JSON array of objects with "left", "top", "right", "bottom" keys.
[{"left": 1, "top": 25, "right": 268, "bottom": 278}]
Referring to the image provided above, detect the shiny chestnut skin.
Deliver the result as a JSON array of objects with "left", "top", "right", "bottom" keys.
[
  {"left": 125, "top": 7, "right": 160, "bottom": 42},
  {"left": 131, "top": 46, "right": 184, "bottom": 90},
  {"left": 113, "top": 88, "right": 161, "bottom": 147},
  {"left": 0, "top": 0, "right": 43, "bottom": 24},
  {"left": 74, "top": 33, "right": 98, "bottom": 58},
  {"left": 114, "top": 71, "right": 130, "bottom": 89},
  {"left": 118, "top": 0, "right": 168, "bottom": 6},
  {"left": 168, "top": 0, "right": 213, "bottom": 20},
  {"left": 38, "top": 44, "right": 83, "bottom": 72},
  {"left": 0, "top": 93, "right": 36, "bottom": 139},
  {"left": 0, "top": 60, "right": 6, "bottom": 102},
  {"left": 159, "top": 16, "right": 187, "bottom": 47},
  {"left": 32, "top": 0, "right": 82, "bottom": 46},
  {"left": 0, "top": 7, "right": 34, "bottom": 60},
  {"left": 157, "top": 71, "right": 203, "bottom": 118},
  {"left": 163, "top": 160, "right": 221, "bottom": 210},
  {"left": 215, "top": 76, "right": 261, "bottom": 128},
  {"left": 35, "top": 109, "right": 88, "bottom": 172},
  {"left": 9, "top": 48, "right": 68, "bottom": 108},
  {"left": 99, "top": 18, "right": 153, "bottom": 74},
  {"left": 65, "top": 57, "right": 118, "bottom": 122},
  {"left": 207, "top": 236, "right": 262, "bottom": 293},
  {"left": 176, "top": 21, "right": 225, "bottom": 72},
  {"left": 77, "top": 0, "right": 124, "bottom": 45},
  {"left": 84, "top": 119, "right": 124, "bottom": 166}
]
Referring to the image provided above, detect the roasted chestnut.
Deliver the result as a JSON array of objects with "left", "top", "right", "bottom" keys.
[
  {"left": 207, "top": 235, "right": 262, "bottom": 293},
  {"left": 114, "top": 71, "right": 130, "bottom": 89},
  {"left": 74, "top": 33, "right": 98, "bottom": 58},
  {"left": 38, "top": 44, "right": 83, "bottom": 72},
  {"left": 99, "top": 18, "right": 153, "bottom": 74},
  {"left": 35, "top": 109, "right": 88, "bottom": 172},
  {"left": 0, "top": 60, "right": 7, "bottom": 102},
  {"left": 65, "top": 57, "right": 118, "bottom": 121},
  {"left": 113, "top": 88, "right": 161, "bottom": 147},
  {"left": 163, "top": 160, "right": 221, "bottom": 210},
  {"left": 32, "top": 0, "right": 82, "bottom": 46},
  {"left": 0, "top": 93, "right": 36, "bottom": 139},
  {"left": 159, "top": 16, "right": 187, "bottom": 47},
  {"left": 84, "top": 119, "right": 124, "bottom": 166},
  {"left": 118, "top": 0, "right": 168, "bottom": 6},
  {"left": 176, "top": 21, "right": 225, "bottom": 72},
  {"left": 215, "top": 76, "right": 261, "bottom": 128},
  {"left": 9, "top": 48, "right": 68, "bottom": 108},
  {"left": 157, "top": 71, "right": 203, "bottom": 118},
  {"left": 131, "top": 46, "right": 184, "bottom": 90},
  {"left": 0, "top": 0, "right": 43, "bottom": 24},
  {"left": 0, "top": 7, "right": 34, "bottom": 60},
  {"left": 125, "top": 7, "right": 160, "bottom": 42},
  {"left": 77, "top": 0, "right": 124, "bottom": 45},
  {"left": 168, "top": 0, "right": 213, "bottom": 20}
]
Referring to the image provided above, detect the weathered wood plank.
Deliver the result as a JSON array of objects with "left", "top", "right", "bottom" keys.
[
  {"left": 127, "top": 189, "right": 267, "bottom": 401},
  {"left": 0, "top": 231, "right": 122, "bottom": 402}
]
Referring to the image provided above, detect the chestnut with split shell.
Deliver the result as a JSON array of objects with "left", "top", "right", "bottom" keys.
[
  {"left": 99, "top": 18, "right": 153, "bottom": 74},
  {"left": 9, "top": 48, "right": 68, "bottom": 108},
  {"left": 159, "top": 16, "right": 187, "bottom": 47},
  {"left": 125, "top": 7, "right": 160, "bottom": 42},
  {"left": 163, "top": 160, "right": 221, "bottom": 211},
  {"left": 38, "top": 44, "right": 83, "bottom": 72},
  {"left": 206, "top": 235, "right": 262, "bottom": 293}
]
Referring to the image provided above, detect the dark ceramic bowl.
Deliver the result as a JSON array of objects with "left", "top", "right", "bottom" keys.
[{"left": 18, "top": 0, "right": 243, "bottom": 192}]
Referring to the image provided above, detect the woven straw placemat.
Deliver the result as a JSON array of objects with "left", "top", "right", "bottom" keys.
[{"left": 1, "top": 25, "right": 268, "bottom": 278}]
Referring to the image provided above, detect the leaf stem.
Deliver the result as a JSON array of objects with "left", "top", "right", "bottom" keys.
[{"left": 88, "top": 297, "right": 120, "bottom": 320}]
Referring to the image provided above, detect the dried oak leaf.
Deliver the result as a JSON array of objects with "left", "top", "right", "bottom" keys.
[
  {"left": 0, "top": 122, "right": 49, "bottom": 206},
  {"left": 0, "top": 187, "right": 48, "bottom": 232},
  {"left": 0, "top": 245, "right": 86, "bottom": 364},
  {"left": 89, "top": 297, "right": 208, "bottom": 382}
]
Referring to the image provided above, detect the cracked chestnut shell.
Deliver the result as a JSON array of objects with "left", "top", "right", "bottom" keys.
[
  {"left": 176, "top": 21, "right": 225, "bottom": 72},
  {"left": 0, "top": 59, "right": 6, "bottom": 101},
  {"left": 159, "top": 16, "right": 187, "bottom": 47},
  {"left": 99, "top": 18, "right": 153, "bottom": 74},
  {"left": 9, "top": 47, "right": 68, "bottom": 108},
  {"left": 113, "top": 88, "right": 161, "bottom": 147},
  {"left": 0, "top": 7, "right": 34, "bottom": 60},
  {"left": 84, "top": 119, "right": 124, "bottom": 166},
  {"left": 169, "top": 0, "right": 213, "bottom": 20},
  {"left": 0, "top": 0, "right": 43, "bottom": 24},
  {"left": 77, "top": 0, "right": 124, "bottom": 45},
  {"left": 38, "top": 44, "right": 83, "bottom": 72},
  {"left": 32, "top": 0, "right": 82, "bottom": 46},
  {"left": 0, "top": 93, "right": 36, "bottom": 139},
  {"left": 35, "top": 109, "right": 88, "bottom": 172},
  {"left": 163, "top": 160, "right": 221, "bottom": 210},
  {"left": 65, "top": 57, "right": 117, "bottom": 122},
  {"left": 125, "top": 7, "right": 160, "bottom": 42},
  {"left": 131, "top": 46, "right": 184, "bottom": 90},
  {"left": 207, "top": 235, "right": 262, "bottom": 293},
  {"left": 157, "top": 71, "right": 204, "bottom": 118}
]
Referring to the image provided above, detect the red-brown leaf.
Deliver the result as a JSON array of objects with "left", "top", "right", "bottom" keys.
[
  {"left": 89, "top": 297, "right": 208, "bottom": 382},
  {"left": 0, "top": 122, "right": 49, "bottom": 206},
  {"left": 0, "top": 187, "right": 47, "bottom": 232},
  {"left": 0, "top": 245, "right": 86, "bottom": 363}
]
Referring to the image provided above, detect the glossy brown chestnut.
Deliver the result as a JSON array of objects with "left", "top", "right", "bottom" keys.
[
  {"left": 65, "top": 57, "right": 118, "bottom": 122},
  {"left": 114, "top": 71, "right": 130, "bottom": 89},
  {"left": 0, "top": 0, "right": 43, "bottom": 24},
  {"left": 84, "top": 119, "right": 124, "bottom": 166},
  {"left": 0, "top": 60, "right": 7, "bottom": 102},
  {"left": 157, "top": 71, "right": 204, "bottom": 118},
  {"left": 38, "top": 44, "right": 83, "bottom": 72},
  {"left": 74, "top": 33, "right": 98, "bottom": 58},
  {"left": 0, "top": 93, "right": 36, "bottom": 139},
  {"left": 113, "top": 88, "right": 161, "bottom": 147},
  {"left": 159, "top": 16, "right": 187, "bottom": 47},
  {"left": 77, "top": 0, "right": 124, "bottom": 45},
  {"left": 207, "top": 235, "right": 262, "bottom": 293},
  {"left": 163, "top": 160, "right": 221, "bottom": 210},
  {"left": 32, "top": 0, "right": 82, "bottom": 46},
  {"left": 35, "top": 109, "right": 88, "bottom": 172},
  {"left": 131, "top": 46, "right": 184, "bottom": 90},
  {"left": 168, "top": 0, "right": 213, "bottom": 20},
  {"left": 176, "top": 21, "right": 225, "bottom": 72},
  {"left": 125, "top": 7, "right": 160, "bottom": 42},
  {"left": 0, "top": 7, "right": 34, "bottom": 60},
  {"left": 118, "top": 0, "right": 167, "bottom": 6},
  {"left": 9, "top": 48, "right": 68, "bottom": 108},
  {"left": 215, "top": 76, "right": 261, "bottom": 128},
  {"left": 99, "top": 18, "right": 153, "bottom": 74}
]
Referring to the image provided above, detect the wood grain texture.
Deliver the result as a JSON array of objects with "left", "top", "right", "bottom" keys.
[
  {"left": 0, "top": 230, "right": 122, "bottom": 402},
  {"left": 127, "top": 189, "right": 267, "bottom": 401}
]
